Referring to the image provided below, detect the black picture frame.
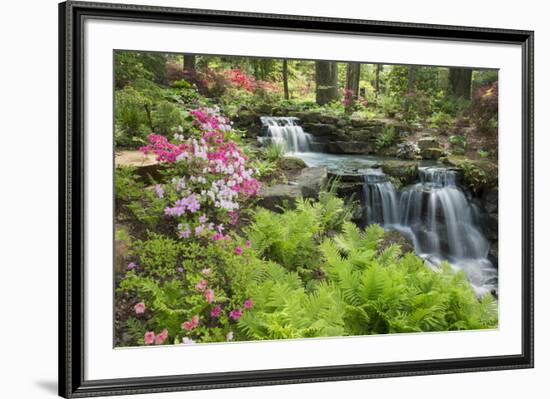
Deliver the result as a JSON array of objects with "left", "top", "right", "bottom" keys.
[{"left": 59, "top": 1, "right": 534, "bottom": 397}]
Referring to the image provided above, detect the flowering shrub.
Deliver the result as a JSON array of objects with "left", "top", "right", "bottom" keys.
[
  {"left": 140, "top": 106, "right": 261, "bottom": 238},
  {"left": 117, "top": 106, "right": 263, "bottom": 346},
  {"left": 342, "top": 89, "right": 369, "bottom": 112},
  {"left": 118, "top": 236, "right": 260, "bottom": 345}
]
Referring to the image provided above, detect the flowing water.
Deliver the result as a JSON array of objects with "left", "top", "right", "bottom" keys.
[
  {"left": 259, "top": 116, "right": 314, "bottom": 153},
  {"left": 363, "top": 167, "right": 497, "bottom": 296},
  {"left": 259, "top": 116, "right": 497, "bottom": 295}
]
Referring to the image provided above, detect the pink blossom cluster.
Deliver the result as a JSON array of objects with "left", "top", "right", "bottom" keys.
[
  {"left": 141, "top": 107, "right": 260, "bottom": 240},
  {"left": 342, "top": 88, "right": 369, "bottom": 108},
  {"left": 144, "top": 328, "right": 168, "bottom": 345},
  {"left": 224, "top": 69, "right": 257, "bottom": 92}
]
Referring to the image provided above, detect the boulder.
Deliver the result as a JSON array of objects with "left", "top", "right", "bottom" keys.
[
  {"left": 442, "top": 155, "right": 498, "bottom": 191},
  {"left": 115, "top": 150, "right": 164, "bottom": 181},
  {"left": 421, "top": 147, "right": 445, "bottom": 160},
  {"left": 277, "top": 156, "right": 307, "bottom": 171},
  {"left": 377, "top": 229, "right": 415, "bottom": 255},
  {"left": 482, "top": 187, "right": 499, "bottom": 214},
  {"left": 381, "top": 160, "right": 419, "bottom": 186},
  {"left": 417, "top": 136, "right": 440, "bottom": 151},
  {"left": 327, "top": 141, "right": 371, "bottom": 154},
  {"left": 302, "top": 123, "right": 338, "bottom": 136},
  {"left": 327, "top": 169, "right": 368, "bottom": 183},
  {"left": 258, "top": 167, "right": 327, "bottom": 211},
  {"left": 290, "top": 111, "right": 323, "bottom": 123},
  {"left": 349, "top": 117, "right": 374, "bottom": 128},
  {"left": 348, "top": 128, "right": 378, "bottom": 141}
]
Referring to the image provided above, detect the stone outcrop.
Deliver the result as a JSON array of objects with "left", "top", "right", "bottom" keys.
[
  {"left": 115, "top": 150, "right": 164, "bottom": 181},
  {"left": 381, "top": 160, "right": 419, "bottom": 186},
  {"left": 377, "top": 229, "right": 415, "bottom": 256},
  {"left": 258, "top": 167, "right": 327, "bottom": 211}
]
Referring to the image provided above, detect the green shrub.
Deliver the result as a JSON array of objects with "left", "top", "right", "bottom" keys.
[
  {"left": 449, "top": 134, "right": 468, "bottom": 154},
  {"left": 152, "top": 101, "right": 185, "bottom": 135},
  {"left": 115, "top": 85, "right": 152, "bottom": 145},
  {"left": 375, "top": 125, "right": 397, "bottom": 150}
]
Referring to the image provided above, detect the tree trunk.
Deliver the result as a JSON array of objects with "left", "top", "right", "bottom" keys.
[
  {"left": 375, "top": 64, "right": 381, "bottom": 98},
  {"left": 315, "top": 61, "right": 339, "bottom": 106},
  {"left": 282, "top": 59, "right": 290, "bottom": 100},
  {"left": 253, "top": 59, "right": 261, "bottom": 80},
  {"left": 345, "top": 63, "right": 361, "bottom": 95},
  {"left": 448, "top": 67, "right": 473, "bottom": 99},
  {"left": 183, "top": 55, "right": 196, "bottom": 72},
  {"left": 407, "top": 65, "right": 417, "bottom": 92}
]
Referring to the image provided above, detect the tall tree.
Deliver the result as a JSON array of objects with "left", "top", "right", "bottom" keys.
[
  {"left": 183, "top": 55, "right": 196, "bottom": 72},
  {"left": 375, "top": 64, "right": 381, "bottom": 98},
  {"left": 448, "top": 67, "right": 473, "bottom": 99},
  {"left": 282, "top": 59, "right": 290, "bottom": 100},
  {"left": 407, "top": 65, "right": 417, "bottom": 92},
  {"left": 345, "top": 63, "right": 361, "bottom": 95},
  {"left": 315, "top": 61, "right": 339, "bottom": 106}
]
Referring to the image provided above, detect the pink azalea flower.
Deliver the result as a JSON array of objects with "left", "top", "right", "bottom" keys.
[
  {"left": 202, "top": 268, "right": 212, "bottom": 276},
  {"left": 154, "top": 329, "right": 168, "bottom": 345},
  {"left": 127, "top": 262, "right": 137, "bottom": 270},
  {"left": 229, "top": 309, "right": 243, "bottom": 320},
  {"left": 211, "top": 232, "right": 223, "bottom": 241},
  {"left": 245, "top": 240, "right": 252, "bottom": 248},
  {"left": 134, "top": 302, "right": 146, "bottom": 314},
  {"left": 144, "top": 331, "right": 155, "bottom": 345},
  {"left": 243, "top": 298, "right": 253, "bottom": 309},
  {"left": 198, "top": 214, "right": 207, "bottom": 224},
  {"left": 196, "top": 279, "right": 207, "bottom": 291},
  {"left": 210, "top": 304, "right": 222, "bottom": 318},
  {"left": 182, "top": 314, "right": 200, "bottom": 331},
  {"left": 234, "top": 246, "right": 243, "bottom": 255},
  {"left": 204, "top": 289, "right": 215, "bottom": 304}
]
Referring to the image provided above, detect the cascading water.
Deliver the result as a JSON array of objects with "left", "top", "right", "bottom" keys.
[
  {"left": 259, "top": 116, "right": 313, "bottom": 153},
  {"left": 363, "top": 166, "right": 497, "bottom": 296}
]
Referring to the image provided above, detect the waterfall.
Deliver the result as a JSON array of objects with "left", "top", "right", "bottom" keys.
[
  {"left": 363, "top": 166, "right": 497, "bottom": 296},
  {"left": 260, "top": 116, "right": 313, "bottom": 153}
]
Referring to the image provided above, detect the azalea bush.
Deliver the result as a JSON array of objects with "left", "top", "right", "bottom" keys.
[{"left": 116, "top": 106, "right": 263, "bottom": 346}]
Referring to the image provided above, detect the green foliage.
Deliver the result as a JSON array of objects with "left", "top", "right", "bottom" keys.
[
  {"left": 449, "top": 134, "right": 468, "bottom": 154},
  {"left": 238, "top": 221, "right": 497, "bottom": 340},
  {"left": 478, "top": 149, "right": 490, "bottom": 158},
  {"left": 263, "top": 141, "right": 285, "bottom": 162},
  {"left": 375, "top": 125, "right": 397, "bottom": 150},
  {"left": 115, "top": 85, "right": 152, "bottom": 146},
  {"left": 132, "top": 232, "right": 183, "bottom": 279},
  {"left": 459, "top": 161, "right": 489, "bottom": 190},
  {"left": 115, "top": 51, "right": 167, "bottom": 89},
  {"left": 115, "top": 166, "right": 144, "bottom": 203},
  {"left": 429, "top": 111, "right": 455, "bottom": 134},
  {"left": 246, "top": 200, "right": 321, "bottom": 272},
  {"left": 152, "top": 101, "right": 185, "bottom": 135},
  {"left": 378, "top": 94, "right": 400, "bottom": 117}
]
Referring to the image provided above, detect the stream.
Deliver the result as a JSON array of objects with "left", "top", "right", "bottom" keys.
[{"left": 260, "top": 116, "right": 498, "bottom": 297}]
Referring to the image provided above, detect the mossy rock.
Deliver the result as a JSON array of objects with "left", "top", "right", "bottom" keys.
[
  {"left": 381, "top": 160, "right": 419, "bottom": 186},
  {"left": 277, "top": 156, "right": 307, "bottom": 171},
  {"left": 377, "top": 229, "right": 415, "bottom": 255},
  {"left": 421, "top": 147, "right": 445, "bottom": 160},
  {"left": 442, "top": 155, "right": 498, "bottom": 191}
]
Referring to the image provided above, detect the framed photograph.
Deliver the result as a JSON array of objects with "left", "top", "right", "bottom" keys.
[{"left": 59, "top": 1, "right": 534, "bottom": 397}]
